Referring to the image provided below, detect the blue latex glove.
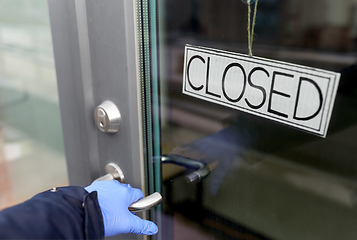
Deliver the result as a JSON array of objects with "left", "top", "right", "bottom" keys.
[{"left": 85, "top": 180, "right": 158, "bottom": 236}]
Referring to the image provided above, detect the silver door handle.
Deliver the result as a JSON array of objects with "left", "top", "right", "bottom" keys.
[
  {"left": 128, "top": 192, "right": 162, "bottom": 212},
  {"left": 159, "top": 155, "right": 210, "bottom": 183},
  {"left": 95, "top": 163, "right": 162, "bottom": 213}
]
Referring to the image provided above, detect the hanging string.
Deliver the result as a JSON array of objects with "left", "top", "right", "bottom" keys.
[{"left": 247, "top": 0, "right": 258, "bottom": 57}]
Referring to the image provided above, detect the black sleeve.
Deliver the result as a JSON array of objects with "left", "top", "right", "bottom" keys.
[{"left": 0, "top": 186, "right": 104, "bottom": 239}]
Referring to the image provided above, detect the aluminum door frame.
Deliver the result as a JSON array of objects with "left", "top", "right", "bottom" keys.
[{"left": 48, "top": 2, "right": 146, "bottom": 239}]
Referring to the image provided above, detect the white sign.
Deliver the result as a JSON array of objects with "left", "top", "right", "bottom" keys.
[{"left": 182, "top": 45, "right": 340, "bottom": 137}]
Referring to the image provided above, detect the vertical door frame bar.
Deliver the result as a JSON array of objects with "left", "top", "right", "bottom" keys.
[{"left": 48, "top": 2, "right": 147, "bottom": 239}]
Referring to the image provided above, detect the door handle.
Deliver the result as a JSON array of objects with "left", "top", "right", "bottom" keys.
[
  {"left": 159, "top": 155, "right": 210, "bottom": 183},
  {"left": 94, "top": 155, "right": 208, "bottom": 211},
  {"left": 95, "top": 163, "right": 162, "bottom": 213}
]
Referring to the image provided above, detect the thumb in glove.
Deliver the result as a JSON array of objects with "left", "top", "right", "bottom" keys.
[{"left": 85, "top": 180, "right": 158, "bottom": 236}]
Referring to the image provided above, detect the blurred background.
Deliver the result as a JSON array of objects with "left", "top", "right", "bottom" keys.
[{"left": 0, "top": 0, "right": 67, "bottom": 210}]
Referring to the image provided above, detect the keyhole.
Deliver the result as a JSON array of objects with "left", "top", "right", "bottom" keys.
[{"left": 100, "top": 122, "right": 104, "bottom": 128}]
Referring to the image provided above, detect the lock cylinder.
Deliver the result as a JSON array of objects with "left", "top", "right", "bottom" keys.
[{"left": 94, "top": 101, "right": 121, "bottom": 133}]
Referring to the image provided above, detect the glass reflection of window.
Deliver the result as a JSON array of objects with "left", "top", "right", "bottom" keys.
[{"left": 154, "top": 0, "right": 357, "bottom": 239}]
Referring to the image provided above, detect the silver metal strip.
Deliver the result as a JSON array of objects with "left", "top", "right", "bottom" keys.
[{"left": 73, "top": 0, "right": 100, "bottom": 180}]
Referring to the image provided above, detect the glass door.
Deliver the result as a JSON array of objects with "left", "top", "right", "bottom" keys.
[
  {"left": 49, "top": 1, "right": 357, "bottom": 240},
  {"left": 142, "top": 0, "right": 357, "bottom": 239}
]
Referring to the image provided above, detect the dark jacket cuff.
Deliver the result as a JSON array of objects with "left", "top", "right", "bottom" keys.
[{"left": 83, "top": 191, "right": 105, "bottom": 239}]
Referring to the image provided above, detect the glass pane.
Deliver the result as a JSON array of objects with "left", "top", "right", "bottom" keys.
[
  {"left": 0, "top": 0, "right": 68, "bottom": 209},
  {"left": 143, "top": 0, "right": 357, "bottom": 239}
]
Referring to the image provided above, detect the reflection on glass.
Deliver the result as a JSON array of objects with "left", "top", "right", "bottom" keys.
[
  {"left": 0, "top": 0, "right": 68, "bottom": 210},
  {"left": 148, "top": 0, "right": 357, "bottom": 239}
]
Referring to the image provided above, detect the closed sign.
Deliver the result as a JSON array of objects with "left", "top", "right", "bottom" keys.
[{"left": 182, "top": 45, "right": 340, "bottom": 137}]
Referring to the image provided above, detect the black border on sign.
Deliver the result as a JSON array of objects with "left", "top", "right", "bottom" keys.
[{"left": 183, "top": 45, "right": 339, "bottom": 136}]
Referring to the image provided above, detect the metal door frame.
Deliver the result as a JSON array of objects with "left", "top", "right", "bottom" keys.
[{"left": 48, "top": 0, "right": 146, "bottom": 207}]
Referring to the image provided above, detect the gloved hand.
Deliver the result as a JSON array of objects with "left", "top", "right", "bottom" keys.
[{"left": 85, "top": 180, "right": 158, "bottom": 236}]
